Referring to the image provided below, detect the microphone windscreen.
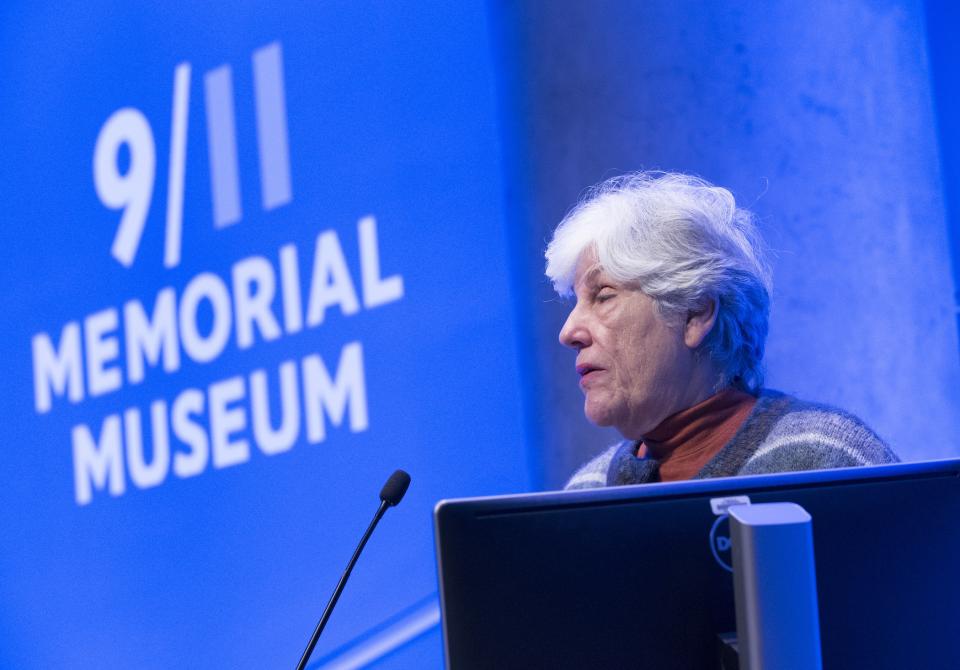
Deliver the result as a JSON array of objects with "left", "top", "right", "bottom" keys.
[{"left": 380, "top": 469, "right": 411, "bottom": 506}]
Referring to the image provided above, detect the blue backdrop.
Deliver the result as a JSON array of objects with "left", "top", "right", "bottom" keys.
[{"left": 0, "top": 2, "right": 529, "bottom": 668}]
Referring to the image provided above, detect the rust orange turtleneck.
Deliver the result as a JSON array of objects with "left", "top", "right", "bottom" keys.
[{"left": 636, "top": 388, "right": 757, "bottom": 482}]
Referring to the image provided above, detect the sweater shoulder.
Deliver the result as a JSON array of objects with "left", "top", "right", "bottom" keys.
[
  {"left": 564, "top": 443, "right": 624, "bottom": 490},
  {"left": 738, "top": 391, "right": 899, "bottom": 475}
]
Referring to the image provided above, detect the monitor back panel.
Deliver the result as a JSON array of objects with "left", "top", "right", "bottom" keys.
[{"left": 435, "top": 462, "right": 960, "bottom": 669}]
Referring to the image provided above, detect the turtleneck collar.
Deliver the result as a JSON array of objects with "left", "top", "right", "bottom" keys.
[{"left": 636, "top": 387, "right": 757, "bottom": 482}]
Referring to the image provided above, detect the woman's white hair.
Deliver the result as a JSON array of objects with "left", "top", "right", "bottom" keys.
[{"left": 545, "top": 171, "right": 773, "bottom": 393}]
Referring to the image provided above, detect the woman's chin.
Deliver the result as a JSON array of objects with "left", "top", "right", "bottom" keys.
[{"left": 584, "top": 401, "right": 618, "bottom": 428}]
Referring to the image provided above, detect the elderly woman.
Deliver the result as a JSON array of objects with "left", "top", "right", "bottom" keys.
[{"left": 546, "top": 172, "right": 898, "bottom": 489}]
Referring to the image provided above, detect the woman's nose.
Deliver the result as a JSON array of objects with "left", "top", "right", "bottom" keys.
[{"left": 559, "top": 305, "right": 590, "bottom": 351}]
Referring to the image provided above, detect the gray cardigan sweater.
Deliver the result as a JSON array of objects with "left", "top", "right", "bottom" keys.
[{"left": 565, "top": 390, "right": 899, "bottom": 490}]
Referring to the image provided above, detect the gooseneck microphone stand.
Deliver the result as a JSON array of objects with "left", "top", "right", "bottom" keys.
[{"left": 295, "top": 470, "right": 410, "bottom": 670}]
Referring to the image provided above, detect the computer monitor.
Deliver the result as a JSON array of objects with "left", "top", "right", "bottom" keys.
[{"left": 434, "top": 459, "right": 960, "bottom": 669}]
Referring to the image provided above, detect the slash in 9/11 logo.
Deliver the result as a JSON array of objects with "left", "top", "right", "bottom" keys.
[{"left": 31, "top": 41, "right": 406, "bottom": 506}]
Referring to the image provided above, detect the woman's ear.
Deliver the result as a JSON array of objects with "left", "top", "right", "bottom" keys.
[{"left": 684, "top": 296, "right": 719, "bottom": 349}]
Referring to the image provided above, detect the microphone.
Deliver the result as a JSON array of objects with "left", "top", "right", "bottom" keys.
[
  {"left": 380, "top": 469, "right": 411, "bottom": 506},
  {"left": 295, "top": 469, "right": 411, "bottom": 670}
]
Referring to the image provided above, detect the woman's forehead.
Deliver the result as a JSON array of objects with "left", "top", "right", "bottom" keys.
[
  {"left": 574, "top": 246, "right": 601, "bottom": 276},
  {"left": 573, "top": 246, "right": 620, "bottom": 289},
  {"left": 572, "top": 250, "right": 646, "bottom": 298},
  {"left": 573, "top": 259, "right": 605, "bottom": 289}
]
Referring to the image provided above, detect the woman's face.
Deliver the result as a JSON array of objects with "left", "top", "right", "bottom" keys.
[{"left": 559, "top": 249, "right": 703, "bottom": 439}]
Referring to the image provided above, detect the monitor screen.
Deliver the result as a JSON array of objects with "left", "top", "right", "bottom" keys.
[{"left": 434, "top": 460, "right": 960, "bottom": 669}]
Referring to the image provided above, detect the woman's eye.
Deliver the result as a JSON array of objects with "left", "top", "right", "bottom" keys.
[{"left": 596, "top": 290, "right": 615, "bottom": 302}]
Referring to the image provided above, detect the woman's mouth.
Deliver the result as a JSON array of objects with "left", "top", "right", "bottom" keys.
[{"left": 576, "top": 364, "right": 604, "bottom": 386}]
